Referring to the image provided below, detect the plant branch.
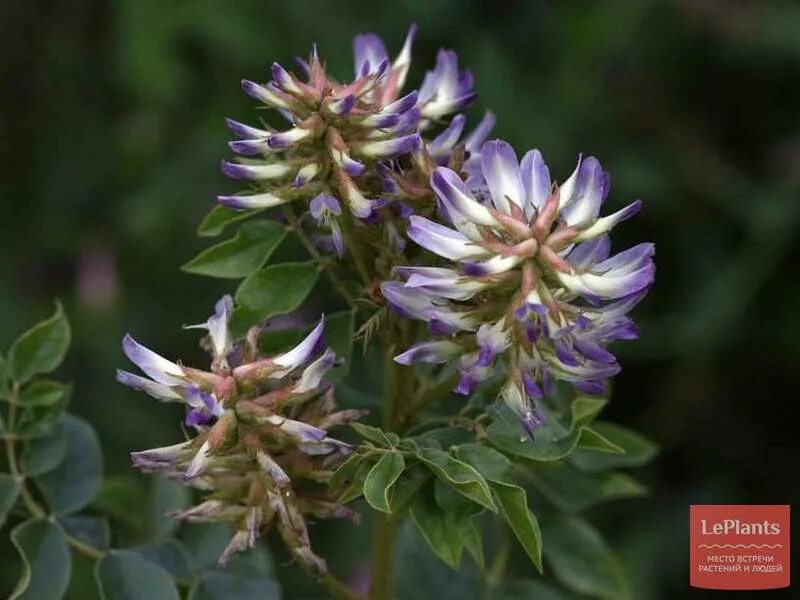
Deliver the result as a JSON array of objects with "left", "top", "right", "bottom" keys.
[
  {"left": 4, "top": 387, "right": 45, "bottom": 520},
  {"left": 308, "top": 567, "right": 362, "bottom": 600}
]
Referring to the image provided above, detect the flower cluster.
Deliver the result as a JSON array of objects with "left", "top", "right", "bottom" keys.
[
  {"left": 382, "top": 141, "right": 655, "bottom": 437},
  {"left": 117, "top": 297, "right": 363, "bottom": 572},
  {"left": 219, "top": 25, "right": 480, "bottom": 255}
]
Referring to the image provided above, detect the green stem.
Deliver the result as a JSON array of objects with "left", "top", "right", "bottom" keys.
[
  {"left": 370, "top": 320, "right": 412, "bottom": 600},
  {"left": 64, "top": 532, "right": 104, "bottom": 560},
  {"left": 317, "top": 571, "right": 362, "bottom": 600},
  {"left": 370, "top": 515, "right": 397, "bottom": 600},
  {"left": 5, "top": 388, "right": 45, "bottom": 520},
  {"left": 283, "top": 206, "right": 357, "bottom": 308}
]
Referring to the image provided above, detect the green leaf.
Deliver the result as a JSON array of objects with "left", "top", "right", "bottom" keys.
[
  {"left": 571, "top": 397, "right": 608, "bottom": 426},
  {"left": 14, "top": 387, "right": 70, "bottom": 439},
  {"left": 363, "top": 451, "right": 405, "bottom": 513},
  {"left": 414, "top": 426, "right": 472, "bottom": 449},
  {"left": 390, "top": 466, "right": 430, "bottom": 513},
  {"left": 22, "top": 419, "right": 68, "bottom": 476},
  {"left": 455, "top": 443, "right": 513, "bottom": 483},
  {"left": 149, "top": 476, "right": 190, "bottom": 540},
  {"left": 329, "top": 452, "right": 365, "bottom": 490},
  {"left": 95, "top": 550, "right": 180, "bottom": 600},
  {"left": 350, "top": 422, "right": 397, "bottom": 447},
  {"left": 542, "top": 515, "right": 631, "bottom": 600},
  {"left": 570, "top": 422, "right": 658, "bottom": 472},
  {"left": 491, "top": 482, "right": 543, "bottom": 573},
  {"left": 92, "top": 476, "right": 148, "bottom": 532},
  {"left": 8, "top": 301, "right": 71, "bottom": 384},
  {"left": 433, "top": 478, "right": 477, "bottom": 516},
  {"left": 577, "top": 427, "right": 625, "bottom": 454},
  {"left": 531, "top": 463, "right": 648, "bottom": 512},
  {"left": 416, "top": 448, "right": 497, "bottom": 512},
  {"left": 19, "top": 381, "right": 70, "bottom": 406},
  {"left": 134, "top": 540, "right": 193, "bottom": 580},
  {"left": 0, "top": 473, "right": 20, "bottom": 528},
  {"left": 60, "top": 515, "right": 111, "bottom": 550},
  {"left": 188, "top": 572, "right": 281, "bottom": 600},
  {"left": 36, "top": 415, "right": 102, "bottom": 515},
  {"left": 409, "top": 486, "right": 463, "bottom": 569},
  {"left": 10, "top": 519, "right": 71, "bottom": 600},
  {"left": 197, "top": 205, "right": 264, "bottom": 237},
  {"left": 456, "top": 517, "right": 484, "bottom": 569},
  {"left": 486, "top": 399, "right": 585, "bottom": 462},
  {"left": 182, "top": 220, "right": 286, "bottom": 278},
  {"left": 337, "top": 459, "right": 374, "bottom": 504},
  {"left": 234, "top": 262, "right": 319, "bottom": 330}
]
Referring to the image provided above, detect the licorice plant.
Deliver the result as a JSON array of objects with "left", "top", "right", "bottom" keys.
[{"left": 117, "top": 24, "right": 656, "bottom": 600}]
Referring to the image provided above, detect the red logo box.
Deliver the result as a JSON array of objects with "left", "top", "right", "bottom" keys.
[{"left": 690, "top": 505, "right": 790, "bottom": 590}]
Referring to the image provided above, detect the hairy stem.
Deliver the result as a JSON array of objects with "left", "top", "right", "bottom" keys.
[{"left": 283, "top": 206, "right": 357, "bottom": 308}]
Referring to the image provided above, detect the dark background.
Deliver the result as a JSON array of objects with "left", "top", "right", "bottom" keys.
[{"left": 1, "top": 0, "right": 798, "bottom": 597}]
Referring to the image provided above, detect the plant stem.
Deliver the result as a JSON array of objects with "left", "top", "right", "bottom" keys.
[
  {"left": 370, "top": 515, "right": 397, "bottom": 600},
  {"left": 370, "top": 323, "right": 410, "bottom": 600},
  {"left": 63, "top": 532, "right": 104, "bottom": 560},
  {"left": 4, "top": 387, "right": 45, "bottom": 519},
  {"left": 317, "top": 571, "right": 362, "bottom": 600},
  {"left": 283, "top": 206, "right": 357, "bottom": 308}
]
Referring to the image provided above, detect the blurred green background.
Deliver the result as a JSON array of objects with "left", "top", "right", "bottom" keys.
[{"left": 1, "top": 0, "right": 798, "bottom": 597}]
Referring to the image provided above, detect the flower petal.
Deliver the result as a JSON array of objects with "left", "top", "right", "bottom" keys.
[
  {"left": 116, "top": 369, "right": 182, "bottom": 401},
  {"left": 272, "top": 318, "right": 325, "bottom": 375},
  {"left": 122, "top": 335, "right": 185, "bottom": 386},
  {"left": 481, "top": 140, "right": 525, "bottom": 214}
]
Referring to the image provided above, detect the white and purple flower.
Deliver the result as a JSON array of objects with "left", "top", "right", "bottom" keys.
[
  {"left": 120, "top": 301, "right": 357, "bottom": 573},
  {"left": 382, "top": 139, "right": 655, "bottom": 436},
  {"left": 218, "top": 25, "right": 478, "bottom": 257}
]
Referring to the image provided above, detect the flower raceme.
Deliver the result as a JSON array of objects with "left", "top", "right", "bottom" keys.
[
  {"left": 218, "top": 25, "right": 482, "bottom": 252},
  {"left": 117, "top": 297, "right": 363, "bottom": 572},
  {"left": 382, "top": 140, "right": 655, "bottom": 437}
]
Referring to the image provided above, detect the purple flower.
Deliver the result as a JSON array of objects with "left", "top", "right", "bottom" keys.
[
  {"left": 271, "top": 318, "right": 326, "bottom": 376},
  {"left": 218, "top": 25, "right": 476, "bottom": 233},
  {"left": 419, "top": 50, "right": 478, "bottom": 120},
  {"left": 386, "top": 139, "right": 654, "bottom": 435},
  {"left": 394, "top": 341, "right": 462, "bottom": 365},
  {"left": 310, "top": 194, "right": 345, "bottom": 256},
  {"left": 184, "top": 295, "right": 234, "bottom": 359},
  {"left": 121, "top": 334, "right": 185, "bottom": 386}
]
